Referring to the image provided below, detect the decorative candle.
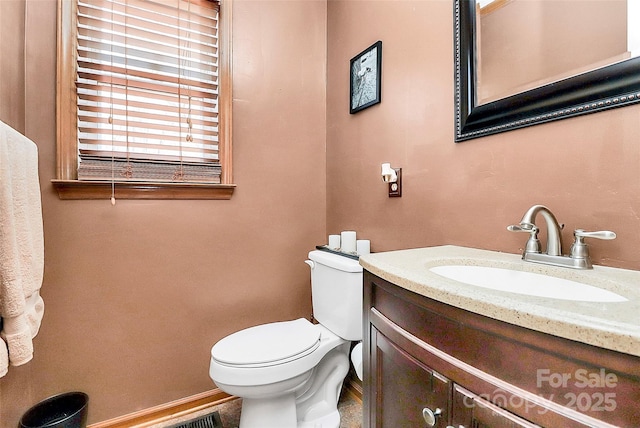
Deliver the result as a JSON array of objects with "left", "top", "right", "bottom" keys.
[
  {"left": 341, "top": 231, "right": 357, "bottom": 253},
  {"left": 328, "top": 235, "right": 341, "bottom": 250},
  {"left": 357, "top": 240, "right": 370, "bottom": 255}
]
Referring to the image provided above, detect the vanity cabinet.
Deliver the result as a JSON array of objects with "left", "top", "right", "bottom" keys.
[{"left": 363, "top": 271, "right": 640, "bottom": 428}]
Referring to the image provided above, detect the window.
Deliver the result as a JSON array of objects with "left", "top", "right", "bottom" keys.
[{"left": 54, "top": 0, "right": 233, "bottom": 199}]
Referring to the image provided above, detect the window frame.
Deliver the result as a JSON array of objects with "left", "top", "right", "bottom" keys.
[{"left": 53, "top": 0, "right": 234, "bottom": 200}]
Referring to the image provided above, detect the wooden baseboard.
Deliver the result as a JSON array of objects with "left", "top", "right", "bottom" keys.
[
  {"left": 88, "top": 389, "right": 233, "bottom": 428},
  {"left": 344, "top": 371, "right": 363, "bottom": 403}
]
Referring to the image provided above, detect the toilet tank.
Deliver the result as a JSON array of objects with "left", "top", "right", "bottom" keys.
[{"left": 307, "top": 250, "right": 363, "bottom": 341}]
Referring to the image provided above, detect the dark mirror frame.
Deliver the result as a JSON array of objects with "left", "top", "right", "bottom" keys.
[{"left": 454, "top": 0, "right": 640, "bottom": 142}]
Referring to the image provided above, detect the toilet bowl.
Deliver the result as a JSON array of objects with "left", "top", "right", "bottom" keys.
[
  {"left": 210, "top": 319, "right": 350, "bottom": 428},
  {"left": 209, "top": 250, "right": 363, "bottom": 428}
]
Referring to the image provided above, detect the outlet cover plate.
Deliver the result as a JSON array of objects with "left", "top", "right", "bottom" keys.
[{"left": 389, "top": 168, "right": 402, "bottom": 197}]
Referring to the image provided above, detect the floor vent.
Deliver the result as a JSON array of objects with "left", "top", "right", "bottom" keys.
[{"left": 167, "top": 411, "right": 223, "bottom": 428}]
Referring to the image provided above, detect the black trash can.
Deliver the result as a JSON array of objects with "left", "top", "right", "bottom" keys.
[{"left": 19, "top": 392, "right": 88, "bottom": 428}]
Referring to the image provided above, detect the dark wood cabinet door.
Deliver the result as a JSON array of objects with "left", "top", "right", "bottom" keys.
[{"left": 372, "top": 327, "right": 450, "bottom": 428}]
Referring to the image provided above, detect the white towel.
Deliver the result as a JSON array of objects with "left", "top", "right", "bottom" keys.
[{"left": 0, "top": 120, "right": 44, "bottom": 377}]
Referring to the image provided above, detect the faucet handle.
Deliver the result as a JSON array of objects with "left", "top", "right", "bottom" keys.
[
  {"left": 507, "top": 223, "right": 541, "bottom": 254},
  {"left": 570, "top": 229, "right": 616, "bottom": 260},
  {"left": 574, "top": 229, "right": 616, "bottom": 241},
  {"left": 507, "top": 223, "right": 537, "bottom": 233}
]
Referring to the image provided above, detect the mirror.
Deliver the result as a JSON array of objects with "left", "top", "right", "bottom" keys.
[{"left": 455, "top": 0, "right": 640, "bottom": 142}]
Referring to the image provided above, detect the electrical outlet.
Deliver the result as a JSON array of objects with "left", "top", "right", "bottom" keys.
[{"left": 389, "top": 168, "right": 402, "bottom": 197}]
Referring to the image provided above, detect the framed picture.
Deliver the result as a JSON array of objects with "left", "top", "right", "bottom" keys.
[{"left": 350, "top": 41, "right": 382, "bottom": 114}]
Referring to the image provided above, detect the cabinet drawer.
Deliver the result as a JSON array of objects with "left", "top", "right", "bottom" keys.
[{"left": 452, "top": 384, "right": 540, "bottom": 428}]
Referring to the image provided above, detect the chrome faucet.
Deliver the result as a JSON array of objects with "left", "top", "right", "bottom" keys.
[{"left": 508, "top": 205, "right": 616, "bottom": 269}]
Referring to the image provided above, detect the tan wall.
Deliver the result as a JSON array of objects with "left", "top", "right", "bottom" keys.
[
  {"left": 1, "top": 0, "right": 327, "bottom": 425},
  {"left": 326, "top": 0, "right": 640, "bottom": 269},
  {"left": 0, "top": 0, "right": 25, "bottom": 132},
  {"left": 4, "top": 0, "right": 640, "bottom": 425}
]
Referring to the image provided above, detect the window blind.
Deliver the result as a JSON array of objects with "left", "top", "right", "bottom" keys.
[{"left": 76, "top": 0, "right": 221, "bottom": 183}]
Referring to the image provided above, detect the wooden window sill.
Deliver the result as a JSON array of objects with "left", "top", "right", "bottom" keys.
[{"left": 52, "top": 179, "right": 235, "bottom": 200}]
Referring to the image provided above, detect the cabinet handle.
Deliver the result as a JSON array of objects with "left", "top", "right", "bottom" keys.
[{"left": 422, "top": 407, "right": 442, "bottom": 427}]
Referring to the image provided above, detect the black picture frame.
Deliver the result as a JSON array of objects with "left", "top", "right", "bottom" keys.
[
  {"left": 454, "top": 0, "right": 640, "bottom": 142},
  {"left": 350, "top": 41, "right": 382, "bottom": 114}
]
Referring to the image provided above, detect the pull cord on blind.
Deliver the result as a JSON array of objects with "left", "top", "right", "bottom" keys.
[{"left": 76, "top": 0, "right": 221, "bottom": 183}]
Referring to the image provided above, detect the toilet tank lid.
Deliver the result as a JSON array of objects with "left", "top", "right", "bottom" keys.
[{"left": 308, "top": 250, "right": 363, "bottom": 273}]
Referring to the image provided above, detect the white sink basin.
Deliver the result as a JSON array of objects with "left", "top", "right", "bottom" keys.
[{"left": 429, "top": 265, "right": 628, "bottom": 302}]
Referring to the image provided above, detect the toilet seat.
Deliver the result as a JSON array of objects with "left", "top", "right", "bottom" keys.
[
  {"left": 210, "top": 321, "right": 346, "bottom": 387},
  {"left": 211, "top": 318, "right": 321, "bottom": 368}
]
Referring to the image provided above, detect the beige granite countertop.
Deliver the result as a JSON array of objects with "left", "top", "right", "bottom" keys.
[{"left": 359, "top": 245, "right": 640, "bottom": 358}]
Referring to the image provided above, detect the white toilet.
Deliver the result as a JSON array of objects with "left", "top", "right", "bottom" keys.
[{"left": 209, "top": 250, "right": 363, "bottom": 428}]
